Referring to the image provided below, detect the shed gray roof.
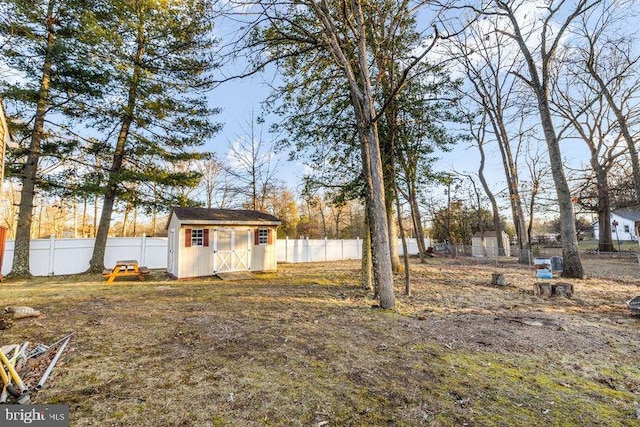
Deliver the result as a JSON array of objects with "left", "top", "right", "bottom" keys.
[{"left": 170, "top": 207, "right": 281, "bottom": 225}]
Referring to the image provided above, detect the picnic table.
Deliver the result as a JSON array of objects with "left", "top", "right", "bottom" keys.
[{"left": 102, "top": 260, "right": 149, "bottom": 284}]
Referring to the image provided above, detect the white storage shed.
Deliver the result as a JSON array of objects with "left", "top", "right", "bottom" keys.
[
  {"left": 471, "top": 231, "right": 511, "bottom": 257},
  {"left": 166, "top": 207, "right": 281, "bottom": 279}
]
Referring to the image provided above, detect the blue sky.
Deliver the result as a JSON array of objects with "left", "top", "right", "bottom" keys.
[
  {"left": 205, "top": 33, "right": 597, "bottom": 217},
  {"left": 207, "top": 71, "right": 306, "bottom": 192}
]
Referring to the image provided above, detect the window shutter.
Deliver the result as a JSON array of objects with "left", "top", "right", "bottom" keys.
[
  {"left": 185, "top": 229, "right": 192, "bottom": 247},
  {"left": 267, "top": 228, "right": 273, "bottom": 245},
  {"left": 254, "top": 229, "right": 259, "bottom": 245},
  {"left": 203, "top": 229, "right": 209, "bottom": 247}
]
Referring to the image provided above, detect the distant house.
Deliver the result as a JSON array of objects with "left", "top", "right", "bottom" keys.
[
  {"left": 471, "top": 231, "right": 511, "bottom": 257},
  {"left": 166, "top": 207, "right": 281, "bottom": 279},
  {"left": 592, "top": 210, "right": 640, "bottom": 242}
]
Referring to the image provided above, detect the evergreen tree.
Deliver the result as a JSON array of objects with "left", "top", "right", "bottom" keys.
[
  {"left": 1, "top": 0, "right": 107, "bottom": 277},
  {"left": 86, "top": 0, "right": 220, "bottom": 272}
]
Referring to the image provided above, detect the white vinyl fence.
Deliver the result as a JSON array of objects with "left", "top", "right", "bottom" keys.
[
  {"left": 277, "top": 237, "right": 431, "bottom": 263},
  {"left": 1, "top": 237, "right": 168, "bottom": 276},
  {"left": 1, "top": 236, "right": 432, "bottom": 276}
]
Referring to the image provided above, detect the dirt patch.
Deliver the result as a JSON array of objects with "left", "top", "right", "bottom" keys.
[{"left": 1, "top": 258, "right": 639, "bottom": 425}]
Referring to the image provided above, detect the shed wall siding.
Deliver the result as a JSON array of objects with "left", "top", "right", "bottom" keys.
[
  {"left": 179, "top": 226, "right": 213, "bottom": 278},
  {"left": 169, "top": 222, "right": 279, "bottom": 278},
  {"left": 167, "top": 214, "right": 181, "bottom": 277}
]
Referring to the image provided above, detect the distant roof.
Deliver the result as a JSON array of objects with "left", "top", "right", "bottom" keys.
[
  {"left": 592, "top": 209, "right": 640, "bottom": 225},
  {"left": 169, "top": 207, "right": 281, "bottom": 226},
  {"left": 613, "top": 210, "right": 640, "bottom": 222},
  {"left": 472, "top": 231, "right": 505, "bottom": 238}
]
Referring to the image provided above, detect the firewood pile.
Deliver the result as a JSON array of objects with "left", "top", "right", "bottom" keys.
[{"left": 1, "top": 333, "right": 74, "bottom": 404}]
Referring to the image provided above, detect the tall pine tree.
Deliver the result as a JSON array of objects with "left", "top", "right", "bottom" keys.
[
  {"left": 86, "top": 0, "right": 219, "bottom": 272},
  {"left": 1, "top": 0, "right": 107, "bottom": 277}
]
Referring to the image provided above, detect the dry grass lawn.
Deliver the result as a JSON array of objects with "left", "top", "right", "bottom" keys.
[{"left": 1, "top": 256, "right": 639, "bottom": 426}]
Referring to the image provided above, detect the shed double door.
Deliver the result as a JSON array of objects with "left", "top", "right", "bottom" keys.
[{"left": 213, "top": 229, "right": 252, "bottom": 273}]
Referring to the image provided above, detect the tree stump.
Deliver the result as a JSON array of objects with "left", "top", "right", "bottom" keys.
[
  {"left": 534, "top": 282, "right": 553, "bottom": 297},
  {"left": 491, "top": 273, "right": 506, "bottom": 286},
  {"left": 534, "top": 282, "right": 573, "bottom": 298},
  {"left": 553, "top": 282, "right": 574, "bottom": 298}
]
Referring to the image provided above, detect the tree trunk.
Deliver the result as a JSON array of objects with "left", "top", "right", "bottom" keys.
[
  {"left": 121, "top": 204, "right": 130, "bottom": 237},
  {"left": 381, "top": 129, "right": 401, "bottom": 271},
  {"left": 503, "top": 2, "right": 584, "bottom": 278},
  {"left": 477, "top": 139, "right": 505, "bottom": 256},
  {"left": 408, "top": 181, "right": 427, "bottom": 263},
  {"left": 394, "top": 178, "right": 410, "bottom": 296},
  {"left": 312, "top": 0, "right": 395, "bottom": 308},
  {"left": 527, "top": 177, "right": 540, "bottom": 252},
  {"left": 82, "top": 197, "right": 87, "bottom": 238},
  {"left": 467, "top": 65, "right": 530, "bottom": 264},
  {"left": 386, "top": 193, "right": 402, "bottom": 272},
  {"left": 93, "top": 193, "right": 98, "bottom": 237},
  {"left": 397, "top": 152, "right": 426, "bottom": 262},
  {"left": 537, "top": 94, "right": 583, "bottom": 278},
  {"left": 594, "top": 163, "right": 614, "bottom": 251},
  {"left": 361, "top": 204, "right": 373, "bottom": 292},
  {"left": 9, "top": 0, "right": 57, "bottom": 278},
  {"left": 491, "top": 110, "right": 530, "bottom": 264},
  {"left": 360, "top": 124, "right": 394, "bottom": 308}
]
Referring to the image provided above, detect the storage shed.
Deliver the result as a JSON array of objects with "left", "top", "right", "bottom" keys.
[
  {"left": 166, "top": 207, "right": 281, "bottom": 279},
  {"left": 471, "top": 231, "right": 511, "bottom": 257}
]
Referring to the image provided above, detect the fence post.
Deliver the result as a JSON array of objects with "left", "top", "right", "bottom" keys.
[
  {"left": 285, "top": 236, "right": 288, "bottom": 263},
  {"left": 356, "top": 237, "right": 360, "bottom": 259},
  {"left": 324, "top": 236, "right": 328, "bottom": 262},
  {"left": 306, "top": 236, "right": 310, "bottom": 262},
  {"left": 48, "top": 236, "right": 55, "bottom": 276},
  {"left": 341, "top": 239, "right": 344, "bottom": 260},
  {"left": 141, "top": 234, "right": 147, "bottom": 265}
]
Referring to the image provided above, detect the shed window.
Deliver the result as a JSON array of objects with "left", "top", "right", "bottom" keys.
[
  {"left": 258, "top": 229, "right": 269, "bottom": 245},
  {"left": 624, "top": 224, "right": 630, "bottom": 233},
  {"left": 185, "top": 228, "right": 209, "bottom": 247},
  {"left": 192, "top": 229, "right": 205, "bottom": 246}
]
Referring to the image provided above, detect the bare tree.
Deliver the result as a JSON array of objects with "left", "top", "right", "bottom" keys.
[
  {"left": 552, "top": 52, "right": 627, "bottom": 250},
  {"left": 521, "top": 139, "right": 552, "bottom": 247},
  {"left": 225, "top": 112, "right": 282, "bottom": 211},
  {"left": 572, "top": 1, "right": 640, "bottom": 205},
  {"left": 469, "top": 114, "right": 505, "bottom": 256},
  {"left": 451, "top": 15, "right": 533, "bottom": 264},
  {"left": 195, "top": 154, "right": 224, "bottom": 209},
  {"left": 485, "top": 0, "right": 600, "bottom": 278}
]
